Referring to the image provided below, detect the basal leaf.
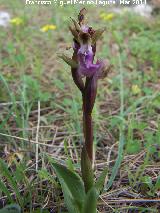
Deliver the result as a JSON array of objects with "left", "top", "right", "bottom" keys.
[
  {"left": 62, "top": 181, "right": 82, "bottom": 213},
  {"left": 82, "top": 187, "right": 97, "bottom": 213},
  {"left": 49, "top": 158, "right": 85, "bottom": 213},
  {"left": 0, "top": 204, "right": 21, "bottom": 213}
]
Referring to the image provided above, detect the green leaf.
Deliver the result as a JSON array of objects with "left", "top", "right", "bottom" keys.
[
  {"left": 49, "top": 158, "right": 85, "bottom": 213},
  {"left": 0, "top": 159, "right": 23, "bottom": 206},
  {"left": 81, "top": 147, "right": 94, "bottom": 193},
  {"left": 14, "top": 162, "right": 26, "bottom": 183},
  {"left": 61, "top": 182, "right": 81, "bottom": 213},
  {"left": 38, "top": 168, "right": 59, "bottom": 187},
  {"left": 95, "top": 168, "right": 108, "bottom": 196},
  {"left": 126, "top": 140, "right": 141, "bottom": 154},
  {"left": 0, "top": 179, "right": 13, "bottom": 203},
  {"left": 64, "top": 140, "right": 75, "bottom": 172},
  {"left": 15, "top": 54, "right": 25, "bottom": 64},
  {"left": 0, "top": 110, "right": 12, "bottom": 129},
  {"left": 155, "top": 176, "right": 160, "bottom": 190},
  {"left": 0, "top": 204, "right": 21, "bottom": 213},
  {"left": 142, "top": 176, "right": 153, "bottom": 189},
  {"left": 82, "top": 187, "right": 97, "bottom": 213}
]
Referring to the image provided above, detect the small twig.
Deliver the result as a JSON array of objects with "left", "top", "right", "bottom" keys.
[
  {"left": 0, "top": 101, "right": 23, "bottom": 106},
  {"left": 52, "top": 126, "right": 58, "bottom": 144},
  {"left": 99, "top": 195, "right": 114, "bottom": 211},
  {"left": 107, "top": 142, "right": 118, "bottom": 168},
  {"left": 0, "top": 132, "right": 79, "bottom": 149},
  {"left": 106, "top": 198, "right": 160, "bottom": 203}
]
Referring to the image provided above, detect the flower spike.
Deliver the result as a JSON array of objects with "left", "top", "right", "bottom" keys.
[{"left": 60, "top": 9, "right": 112, "bottom": 194}]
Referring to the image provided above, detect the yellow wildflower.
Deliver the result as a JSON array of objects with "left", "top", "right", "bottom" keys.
[
  {"left": 132, "top": 85, "right": 141, "bottom": 95},
  {"left": 40, "top": 24, "right": 56, "bottom": 32},
  {"left": 10, "top": 17, "right": 23, "bottom": 26},
  {"left": 100, "top": 12, "right": 115, "bottom": 21},
  {"left": 100, "top": 12, "right": 107, "bottom": 19}
]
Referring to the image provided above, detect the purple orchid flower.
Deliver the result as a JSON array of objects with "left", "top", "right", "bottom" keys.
[
  {"left": 60, "top": 8, "right": 112, "bottom": 159},
  {"left": 60, "top": 8, "right": 112, "bottom": 192}
]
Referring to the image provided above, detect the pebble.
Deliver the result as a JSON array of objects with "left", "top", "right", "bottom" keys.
[{"left": 0, "top": 11, "right": 10, "bottom": 27}]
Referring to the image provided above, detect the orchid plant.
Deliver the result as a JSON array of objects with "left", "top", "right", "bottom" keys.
[{"left": 49, "top": 8, "right": 112, "bottom": 213}]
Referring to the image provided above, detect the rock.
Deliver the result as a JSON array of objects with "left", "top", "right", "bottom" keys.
[
  {"left": 0, "top": 11, "right": 10, "bottom": 27},
  {"left": 132, "top": 4, "right": 153, "bottom": 17},
  {"left": 111, "top": 4, "right": 153, "bottom": 18}
]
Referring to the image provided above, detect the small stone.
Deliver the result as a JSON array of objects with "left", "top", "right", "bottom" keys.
[{"left": 0, "top": 11, "right": 10, "bottom": 27}]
